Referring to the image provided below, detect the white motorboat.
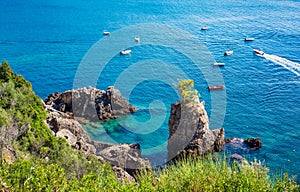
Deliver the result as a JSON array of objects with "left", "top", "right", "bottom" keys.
[
  {"left": 213, "top": 62, "right": 225, "bottom": 66},
  {"left": 201, "top": 26, "right": 208, "bottom": 30},
  {"left": 253, "top": 49, "right": 264, "bottom": 55},
  {"left": 103, "top": 31, "right": 110, "bottom": 36},
  {"left": 224, "top": 50, "right": 233, "bottom": 56},
  {"left": 120, "top": 49, "right": 132, "bottom": 55},
  {"left": 244, "top": 37, "right": 254, "bottom": 41}
]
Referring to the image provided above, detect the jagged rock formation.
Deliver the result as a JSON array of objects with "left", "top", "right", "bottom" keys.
[
  {"left": 44, "top": 86, "right": 135, "bottom": 121},
  {"left": 167, "top": 100, "right": 225, "bottom": 161},
  {"left": 44, "top": 103, "right": 112, "bottom": 156},
  {"left": 43, "top": 95, "right": 149, "bottom": 179},
  {"left": 98, "top": 143, "right": 151, "bottom": 176}
]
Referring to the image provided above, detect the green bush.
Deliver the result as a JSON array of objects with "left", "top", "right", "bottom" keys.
[{"left": 176, "top": 79, "right": 200, "bottom": 103}]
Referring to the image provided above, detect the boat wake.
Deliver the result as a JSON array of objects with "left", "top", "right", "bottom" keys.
[{"left": 263, "top": 54, "right": 300, "bottom": 76}]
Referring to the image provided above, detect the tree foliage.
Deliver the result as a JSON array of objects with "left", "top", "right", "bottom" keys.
[{"left": 176, "top": 79, "right": 200, "bottom": 103}]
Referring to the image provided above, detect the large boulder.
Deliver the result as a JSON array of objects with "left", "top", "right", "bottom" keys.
[
  {"left": 98, "top": 144, "right": 151, "bottom": 176},
  {"left": 167, "top": 100, "right": 225, "bottom": 161},
  {"left": 44, "top": 86, "right": 135, "bottom": 121}
]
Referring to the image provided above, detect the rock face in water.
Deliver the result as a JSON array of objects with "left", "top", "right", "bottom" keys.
[
  {"left": 168, "top": 101, "right": 225, "bottom": 161},
  {"left": 244, "top": 138, "right": 262, "bottom": 150},
  {"left": 44, "top": 86, "right": 135, "bottom": 121}
]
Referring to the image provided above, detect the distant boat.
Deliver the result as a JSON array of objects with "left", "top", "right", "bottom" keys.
[
  {"left": 224, "top": 50, "right": 233, "bottom": 56},
  {"left": 253, "top": 49, "right": 264, "bottom": 55},
  {"left": 213, "top": 62, "right": 225, "bottom": 66},
  {"left": 201, "top": 26, "right": 208, "bottom": 30},
  {"left": 208, "top": 85, "right": 224, "bottom": 90},
  {"left": 244, "top": 37, "right": 254, "bottom": 41},
  {"left": 120, "top": 49, "right": 132, "bottom": 55},
  {"left": 135, "top": 36, "right": 140, "bottom": 43},
  {"left": 103, "top": 31, "right": 110, "bottom": 36}
]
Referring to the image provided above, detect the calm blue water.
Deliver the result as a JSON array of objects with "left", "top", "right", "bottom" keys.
[{"left": 1, "top": 0, "right": 300, "bottom": 181}]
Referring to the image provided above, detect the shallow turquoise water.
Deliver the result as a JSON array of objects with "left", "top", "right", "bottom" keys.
[{"left": 1, "top": 0, "right": 300, "bottom": 181}]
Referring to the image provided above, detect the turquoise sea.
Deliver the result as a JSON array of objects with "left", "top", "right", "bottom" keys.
[{"left": 1, "top": 0, "right": 300, "bottom": 182}]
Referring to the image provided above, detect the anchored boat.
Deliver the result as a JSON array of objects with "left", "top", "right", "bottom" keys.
[
  {"left": 103, "top": 31, "right": 110, "bottom": 36},
  {"left": 244, "top": 37, "right": 254, "bottom": 41},
  {"left": 201, "top": 26, "right": 208, "bottom": 30},
  {"left": 208, "top": 85, "right": 224, "bottom": 90},
  {"left": 213, "top": 62, "right": 225, "bottom": 66},
  {"left": 135, "top": 36, "right": 140, "bottom": 43},
  {"left": 224, "top": 50, "right": 233, "bottom": 56},
  {"left": 120, "top": 49, "right": 132, "bottom": 55}
]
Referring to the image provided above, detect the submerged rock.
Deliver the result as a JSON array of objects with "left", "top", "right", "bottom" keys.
[
  {"left": 167, "top": 100, "right": 225, "bottom": 161},
  {"left": 230, "top": 153, "right": 245, "bottom": 162}
]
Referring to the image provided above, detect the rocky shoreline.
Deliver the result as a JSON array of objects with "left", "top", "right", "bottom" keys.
[
  {"left": 44, "top": 86, "right": 136, "bottom": 121},
  {"left": 43, "top": 86, "right": 261, "bottom": 183}
]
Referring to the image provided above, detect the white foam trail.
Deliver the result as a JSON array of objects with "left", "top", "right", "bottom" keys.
[{"left": 263, "top": 54, "right": 300, "bottom": 76}]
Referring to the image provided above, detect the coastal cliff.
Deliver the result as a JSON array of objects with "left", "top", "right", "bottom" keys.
[
  {"left": 43, "top": 87, "right": 150, "bottom": 179},
  {"left": 44, "top": 86, "right": 135, "bottom": 121},
  {"left": 167, "top": 80, "right": 225, "bottom": 161},
  {"left": 168, "top": 100, "right": 225, "bottom": 161}
]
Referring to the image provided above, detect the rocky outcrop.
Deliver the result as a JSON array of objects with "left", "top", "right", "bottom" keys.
[
  {"left": 44, "top": 86, "right": 135, "bottom": 121},
  {"left": 45, "top": 105, "right": 97, "bottom": 156},
  {"left": 98, "top": 144, "right": 151, "bottom": 176},
  {"left": 244, "top": 138, "right": 262, "bottom": 150},
  {"left": 167, "top": 100, "right": 225, "bottom": 161},
  {"left": 44, "top": 100, "right": 149, "bottom": 178},
  {"left": 225, "top": 137, "right": 262, "bottom": 153},
  {"left": 112, "top": 166, "right": 135, "bottom": 184}
]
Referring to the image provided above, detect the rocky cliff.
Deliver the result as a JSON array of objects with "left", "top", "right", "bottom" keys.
[
  {"left": 43, "top": 87, "right": 149, "bottom": 180},
  {"left": 44, "top": 86, "right": 135, "bottom": 121},
  {"left": 168, "top": 100, "right": 225, "bottom": 161}
]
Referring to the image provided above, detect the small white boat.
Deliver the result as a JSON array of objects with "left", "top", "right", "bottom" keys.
[
  {"left": 103, "top": 31, "right": 110, "bottom": 36},
  {"left": 253, "top": 49, "right": 264, "bottom": 55},
  {"left": 213, "top": 62, "right": 225, "bottom": 66},
  {"left": 201, "top": 26, "right": 208, "bottom": 30},
  {"left": 244, "top": 37, "right": 254, "bottom": 41},
  {"left": 135, "top": 36, "right": 140, "bottom": 43},
  {"left": 224, "top": 50, "right": 233, "bottom": 56},
  {"left": 120, "top": 49, "right": 132, "bottom": 55}
]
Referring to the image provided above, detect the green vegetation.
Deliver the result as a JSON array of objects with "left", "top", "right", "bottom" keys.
[
  {"left": 0, "top": 61, "right": 299, "bottom": 191},
  {"left": 176, "top": 79, "right": 200, "bottom": 103},
  {"left": 136, "top": 156, "right": 299, "bottom": 192}
]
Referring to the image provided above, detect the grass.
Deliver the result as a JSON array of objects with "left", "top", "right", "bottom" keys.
[{"left": 134, "top": 156, "right": 299, "bottom": 192}]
